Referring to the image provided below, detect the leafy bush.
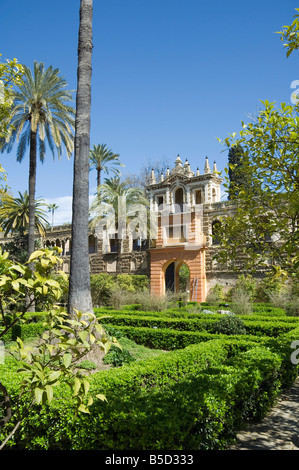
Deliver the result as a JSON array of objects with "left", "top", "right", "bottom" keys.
[
  {"left": 285, "top": 297, "right": 299, "bottom": 317},
  {"left": 90, "top": 273, "right": 115, "bottom": 306},
  {"left": 102, "top": 313, "right": 218, "bottom": 333},
  {"left": 130, "top": 275, "right": 149, "bottom": 292},
  {"left": 90, "top": 274, "right": 150, "bottom": 307},
  {"left": 231, "top": 288, "right": 253, "bottom": 315},
  {"left": 103, "top": 345, "right": 136, "bottom": 367},
  {"left": 77, "top": 360, "right": 97, "bottom": 371},
  {"left": 229, "top": 274, "right": 257, "bottom": 301},
  {"left": 268, "top": 290, "right": 291, "bottom": 309},
  {"left": 213, "top": 315, "right": 247, "bottom": 335},
  {"left": 108, "top": 288, "right": 136, "bottom": 310},
  {"left": 2, "top": 340, "right": 291, "bottom": 450},
  {"left": 2, "top": 321, "right": 47, "bottom": 342},
  {"left": 133, "top": 290, "right": 174, "bottom": 311},
  {"left": 102, "top": 323, "right": 263, "bottom": 350},
  {"left": 256, "top": 274, "right": 287, "bottom": 303},
  {"left": 206, "top": 283, "right": 224, "bottom": 305},
  {"left": 115, "top": 274, "right": 136, "bottom": 293}
]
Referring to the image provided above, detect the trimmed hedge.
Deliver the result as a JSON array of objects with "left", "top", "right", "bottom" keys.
[
  {"left": 103, "top": 323, "right": 264, "bottom": 351},
  {"left": 2, "top": 304, "right": 299, "bottom": 450},
  {"left": 1, "top": 322, "right": 47, "bottom": 343},
  {"left": 100, "top": 313, "right": 297, "bottom": 338},
  {"left": 4, "top": 309, "right": 296, "bottom": 347},
  {"left": 1, "top": 339, "right": 291, "bottom": 450},
  {"left": 95, "top": 306, "right": 299, "bottom": 324}
]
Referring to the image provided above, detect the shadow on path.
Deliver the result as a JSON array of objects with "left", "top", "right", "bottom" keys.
[{"left": 229, "top": 378, "right": 299, "bottom": 450}]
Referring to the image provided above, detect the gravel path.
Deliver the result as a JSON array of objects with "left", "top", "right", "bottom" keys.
[{"left": 229, "top": 378, "right": 299, "bottom": 450}]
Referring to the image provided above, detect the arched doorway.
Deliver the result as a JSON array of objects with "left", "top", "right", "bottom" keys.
[
  {"left": 149, "top": 247, "right": 206, "bottom": 303},
  {"left": 165, "top": 262, "right": 175, "bottom": 292},
  {"left": 164, "top": 260, "right": 190, "bottom": 298}
]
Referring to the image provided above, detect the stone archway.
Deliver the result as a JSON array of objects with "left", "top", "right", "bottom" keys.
[
  {"left": 164, "top": 260, "right": 190, "bottom": 297},
  {"left": 149, "top": 246, "right": 206, "bottom": 303}
]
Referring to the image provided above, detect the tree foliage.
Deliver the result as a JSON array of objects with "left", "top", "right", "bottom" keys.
[
  {"left": 0, "top": 54, "right": 24, "bottom": 139},
  {"left": 1, "top": 61, "right": 75, "bottom": 260},
  {"left": 216, "top": 100, "right": 299, "bottom": 277},
  {"left": 89, "top": 143, "right": 124, "bottom": 191},
  {"left": 0, "top": 191, "right": 49, "bottom": 237},
  {"left": 0, "top": 247, "right": 119, "bottom": 449},
  {"left": 277, "top": 8, "right": 299, "bottom": 57},
  {"left": 227, "top": 144, "right": 250, "bottom": 200}
]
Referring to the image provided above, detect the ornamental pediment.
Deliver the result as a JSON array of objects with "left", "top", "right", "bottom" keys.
[{"left": 165, "top": 172, "right": 189, "bottom": 184}]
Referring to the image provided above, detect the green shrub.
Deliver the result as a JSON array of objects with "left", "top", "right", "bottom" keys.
[
  {"left": 99, "top": 308, "right": 299, "bottom": 336},
  {"left": 2, "top": 340, "right": 289, "bottom": 450},
  {"left": 229, "top": 274, "right": 257, "bottom": 301},
  {"left": 133, "top": 290, "right": 175, "bottom": 311},
  {"left": 2, "top": 322, "right": 47, "bottom": 343},
  {"left": 285, "top": 297, "right": 299, "bottom": 317},
  {"left": 214, "top": 315, "right": 247, "bottom": 335},
  {"left": 103, "top": 324, "right": 221, "bottom": 349},
  {"left": 231, "top": 288, "right": 253, "bottom": 315},
  {"left": 115, "top": 274, "right": 136, "bottom": 293},
  {"left": 108, "top": 288, "right": 136, "bottom": 309},
  {"left": 120, "top": 304, "right": 143, "bottom": 311},
  {"left": 256, "top": 274, "right": 287, "bottom": 303},
  {"left": 130, "top": 275, "right": 149, "bottom": 292},
  {"left": 103, "top": 345, "right": 136, "bottom": 367},
  {"left": 77, "top": 360, "right": 97, "bottom": 371},
  {"left": 243, "top": 320, "right": 296, "bottom": 337},
  {"left": 90, "top": 273, "right": 115, "bottom": 306},
  {"left": 90, "top": 274, "right": 150, "bottom": 308},
  {"left": 114, "top": 274, "right": 149, "bottom": 293},
  {"left": 205, "top": 283, "right": 224, "bottom": 305},
  {"left": 102, "top": 313, "right": 218, "bottom": 333},
  {"left": 2, "top": 297, "right": 299, "bottom": 450},
  {"left": 103, "top": 323, "right": 267, "bottom": 352}
]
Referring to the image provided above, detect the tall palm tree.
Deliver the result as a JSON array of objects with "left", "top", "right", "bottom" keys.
[
  {"left": 0, "top": 191, "right": 48, "bottom": 237},
  {"left": 90, "top": 177, "right": 149, "bottom": 272},
  {"left": 1, "top": 61, "right": 75, "bottom": 258},
  {"left": 89, "top": 143, "right": 124, "bottom": 194},
  {"left": 48, "top": 202, "right": 59, "bottom": 230},
  {"left": 68, "top": 0, "right": 94, "bottom": 317}
]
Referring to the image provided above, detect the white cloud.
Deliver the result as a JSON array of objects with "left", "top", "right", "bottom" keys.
[{"left": 44, "top": 194, "right": 96, "bottom": 227}]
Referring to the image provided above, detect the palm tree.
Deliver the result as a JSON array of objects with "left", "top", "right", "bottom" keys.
[
  {"left": 90, "top": 177, "right": 149, "bottom": 272},
  {"left": 89, "top": 143, "right": 124, "bottom": 194},
  {"left": 1, "top": 61, "right": 75, "bottom": 258},
  {"left": 0, "top": 191, "right": 48, "bottom": 237},
  {"left": 68, "top": 0, "right": 94, "bottom": 317},
  {"left": 48, "top": 203, "right": 59, "bottom": 230}
]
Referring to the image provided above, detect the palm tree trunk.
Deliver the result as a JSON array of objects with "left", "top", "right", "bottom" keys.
[
  {"left": 68, "top": 0, "right": 94, "bottom": 317},
  {"left": 97, "top": 168, "right": 101, "bottom": 193},
  {"left": 27, "top": 129, "right": 37, "bottom": 313},
  {"left": 28, "top": 130, "right": 37, "bottom": 258}
]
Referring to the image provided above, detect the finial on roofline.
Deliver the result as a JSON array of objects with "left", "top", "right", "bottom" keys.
[
  {"left": 150, "top": 168, "right": 156, "bottom": 184},
  {"left": 204, "top": 156, "right": 211, "bottom": 174}
]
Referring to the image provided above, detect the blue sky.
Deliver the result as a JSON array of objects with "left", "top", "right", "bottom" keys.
[{"left": 1, "top": 0, "right": 298, "bottom": 224}]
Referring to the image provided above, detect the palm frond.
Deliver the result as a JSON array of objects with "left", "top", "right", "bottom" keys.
[{"left": 3, "top": 61, "right": 75, "bottom": 163}]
